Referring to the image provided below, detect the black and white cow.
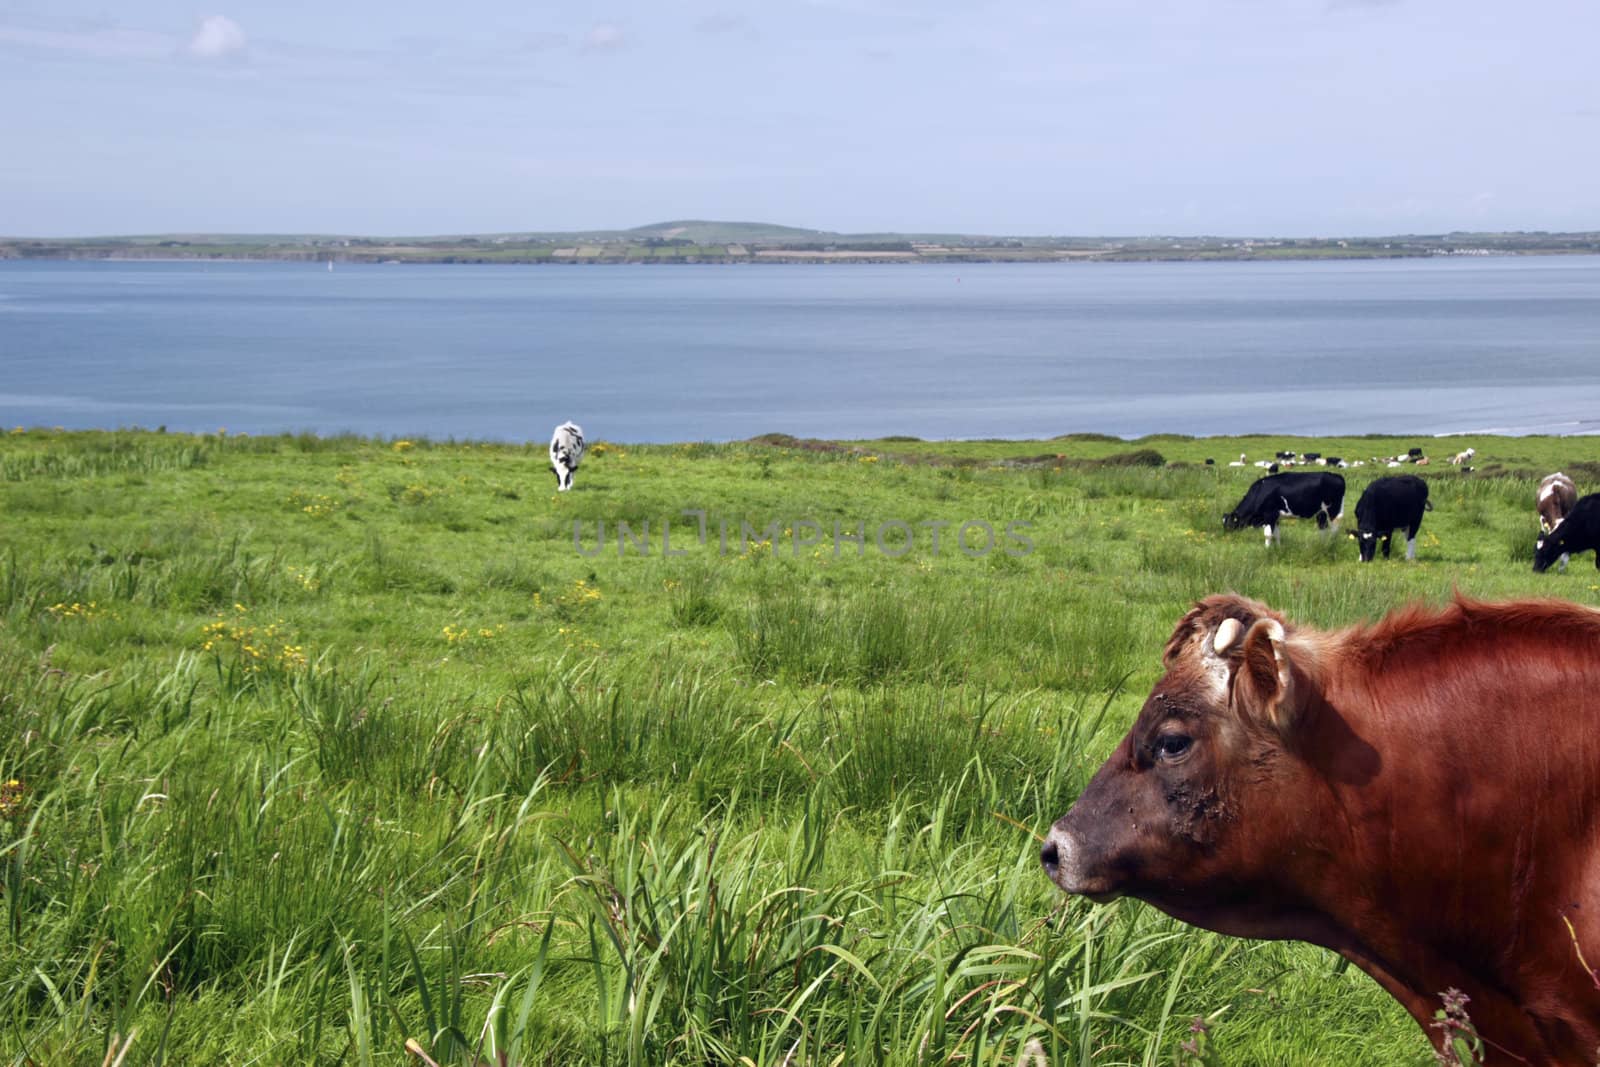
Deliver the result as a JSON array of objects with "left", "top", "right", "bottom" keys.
[
  {"left": 1352, "top": 475, "right": 1431, "bottom": 562},
  {"left": 1223, "top": 471, "right": 1345, "bottom": 547},
  {"left": 549, "top": 421, "right": 585, "bottom": 491},
  {"left": 1534, "top": 493, "right": 1600, "bottom": 573},
  {"left": 1536, "top": 472, "right": 1579, "bottom": 571}
]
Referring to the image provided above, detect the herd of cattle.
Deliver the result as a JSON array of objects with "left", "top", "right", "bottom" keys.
[
  {"left": 553, "top": 424, "right": 1597, "bottom": 571},
  {"left": 1223, "top": 462, "right": 1600, "bottom": 569},
  {"left": 1221, "top": 445, "right": 1478, "bottom": 471}
]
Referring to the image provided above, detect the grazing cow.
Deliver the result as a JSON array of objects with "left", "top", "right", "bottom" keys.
[
  {"left": 1324, "top": 456, "right": 1344, "bottom": 468},
  {"left": 1538, "top": 473, "right": 1578, "bottom": 534},
  {"left": 1041, "top": 593, "right": 1600, "bottom": 1063},
  {"left": 549, "top": 421, "right": 585, "bottom": 491},
  {"left": 1451, "top": 447, "right": 1476, "bottom": 466},
  {"left": 1223, "top": 472, "right": 1345, "bottom": 547},
  {"left": 1535, "top": 493, "right": 1600, "bottom": 574},
  {"left": 1275, "top": 450, "right": 1296, "bottom": 461},
  {"left": 1537, "top": 473, "right": 1580, "bottom": 572},
  {"left": 1353, "top": 475, "right": 1430, "bottom": 561}
]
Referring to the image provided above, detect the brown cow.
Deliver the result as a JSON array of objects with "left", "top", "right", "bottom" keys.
[
  {"left": 1538, "top": 474, "right": 1580, "bottom": 572},
  {"left": 1540, "top": 473, "right": 1579, "bottom": 535},
  {"left": 1041, "top": 593, "right": 1600, "bottom": 1064}
]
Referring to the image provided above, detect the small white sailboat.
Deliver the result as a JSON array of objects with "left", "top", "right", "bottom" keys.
[{"left": 327, "top": 259, "right": 334, "bottom": 272}]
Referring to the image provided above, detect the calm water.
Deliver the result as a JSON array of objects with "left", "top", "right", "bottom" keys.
[{"left": 3, "top": 257, "right": 1599, "bottom": 442}]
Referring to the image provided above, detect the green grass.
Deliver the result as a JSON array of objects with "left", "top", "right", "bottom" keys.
[{"left": 3, "top": 427, "right": 1598, "bottom": 1065}]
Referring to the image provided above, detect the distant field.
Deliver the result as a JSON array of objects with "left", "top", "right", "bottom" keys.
[{"left": 3, "top": 428, "right": 1596, "bottom": 1064}]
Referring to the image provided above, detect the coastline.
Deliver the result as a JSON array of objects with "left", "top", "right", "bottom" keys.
[
  {"left": 7, "top": 229, "right": 1600, "bottom": 266},
  {"left": 3, "top": 248, "right": 1586, "bottom": 266}
]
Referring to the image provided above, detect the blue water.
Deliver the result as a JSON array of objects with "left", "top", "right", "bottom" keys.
[{"left": 3, "top": 257, "right": 1599, "bottom": 442}]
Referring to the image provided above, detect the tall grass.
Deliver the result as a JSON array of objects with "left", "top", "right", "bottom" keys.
[
  {"left": 0, "top": 436, "right": 210, "bottom": 481},
  {"left": 10, "top": 429, "right": 1567, "bottom": 1064}
]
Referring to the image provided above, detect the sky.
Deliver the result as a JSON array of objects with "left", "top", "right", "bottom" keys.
[{"left": 1, "top": 0, "right": 1597, "bottom": 237}]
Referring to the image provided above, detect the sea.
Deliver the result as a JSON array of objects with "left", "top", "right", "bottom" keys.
[{"left": 3, "top": 256, "right": 1599, "bottom": 442}]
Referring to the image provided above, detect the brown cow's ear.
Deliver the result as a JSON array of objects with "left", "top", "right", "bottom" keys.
[{"left": 1233, "top": 618, "right": 1298, "bottom": 735}]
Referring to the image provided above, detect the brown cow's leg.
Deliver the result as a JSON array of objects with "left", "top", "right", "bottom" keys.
[
  {"left": 1334, "top": 946, "right": 1436, "bottom": 1029},
  {"left": 1337, "top": 944, "right": 1551, "bottom": 1064}
]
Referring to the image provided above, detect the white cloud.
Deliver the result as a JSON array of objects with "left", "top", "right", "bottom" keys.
[
  {"left": 582, "top": 22, "right": 625, "bottom": 52},
  {"left": 188, "top": 15, "right": 247, "bottom": 60}
]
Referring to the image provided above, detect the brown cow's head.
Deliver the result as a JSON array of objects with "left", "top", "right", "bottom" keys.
[{"left": 1041, "top": 594, "right": 1323, "bottom": 934}]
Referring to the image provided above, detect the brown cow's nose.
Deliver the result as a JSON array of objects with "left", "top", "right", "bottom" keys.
[{"left": 1040, "top": 838, "right": 1061, "bottom": 879}]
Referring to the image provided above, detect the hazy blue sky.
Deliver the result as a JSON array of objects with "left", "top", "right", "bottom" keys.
[{"left": 2, "top": 1, "right": 1596, "bottom": 237}]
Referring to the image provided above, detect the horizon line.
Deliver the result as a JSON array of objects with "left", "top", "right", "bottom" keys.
[{"left": 6, "top": 220, "right": 1600, "bottom": 244}]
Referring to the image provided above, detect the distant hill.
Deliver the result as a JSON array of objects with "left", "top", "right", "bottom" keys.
[
  {"left": 624, "top": 220, "right": 832, "bottom": 244},
  {"left": 619, "top": 219, "right": 1034, "bottom": 245}
]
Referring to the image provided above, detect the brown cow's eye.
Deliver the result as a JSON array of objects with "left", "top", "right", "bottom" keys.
[{"left": 1156, "top": 734, "right": 1193, "bottom": 761}]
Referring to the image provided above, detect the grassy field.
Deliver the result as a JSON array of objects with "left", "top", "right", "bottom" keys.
[{"left": 3, "top": 427, "right": 1598, "bottom": 1066}]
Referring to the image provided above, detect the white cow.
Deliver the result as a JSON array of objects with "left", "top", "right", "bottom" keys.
[{"left": 549, "top": 421, "right": 586, "bottom": 491}]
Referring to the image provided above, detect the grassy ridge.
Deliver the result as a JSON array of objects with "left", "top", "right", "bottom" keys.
[{"left": 3, "top": 428, "right": 1597, "bottom": 1065}]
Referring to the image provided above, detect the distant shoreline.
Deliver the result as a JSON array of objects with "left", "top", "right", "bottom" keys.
[
  {"left": 6, "top": 222, "right": 1600, "bottom": 266},
  {"left": 5, "top": 248, "right": 1595, "bottom": 267}
]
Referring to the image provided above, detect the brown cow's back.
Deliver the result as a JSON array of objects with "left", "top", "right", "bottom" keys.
[{"left": 1326, "top": 599, "right": 1600, "bottom": 1061}]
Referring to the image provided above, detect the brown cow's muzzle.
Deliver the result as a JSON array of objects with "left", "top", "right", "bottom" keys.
[{"left": 1040, "top": 822, "right": 1123, "bottom": 903}]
